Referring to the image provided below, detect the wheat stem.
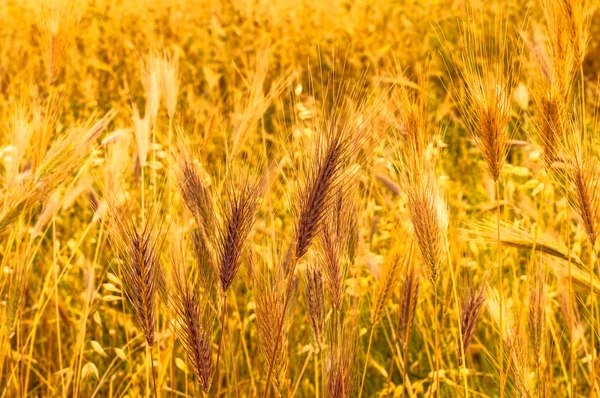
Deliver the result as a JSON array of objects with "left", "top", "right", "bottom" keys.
[
  {"left": 445, "top": 235, "right": 468, "bottom": 397},
  {"left": 567, "top": 172, "right": 574, "bottom": 398},
  {"left": 263, "top": 254, "right": 297, "bottom": 398},
  {"left": 589, "top": 240, "right": 597, "bottom": 397},
  {"left": 290, "top": 349, "right": 313, "bottom": 398},
  {"left": 314, "top": 350, "right": 319, "bottom": 398},
  {"left": 496, "top": 179, "right": 504, "bottom": 398},
  {"left": 432, "top": 286, "right": 440, "bottom": 398},
  {"left": 52, "top": 218, "right": 66, "bottom": 398},
  {"left": 358, "top": 326, "right": 375, "bottom": 398},
  {"left": 150, "top": 345, "right": 158, "bottom": 398},
  {"left": 213, "top": 294, "right": 227, "bottom": 396}
]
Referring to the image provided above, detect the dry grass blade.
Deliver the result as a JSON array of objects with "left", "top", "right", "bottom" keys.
[
  {"left": 0, "top": 110, "right": 114, "bottom": 234},
  {"left": 463, "top": 220, "right": 583, "bottom": 267}
]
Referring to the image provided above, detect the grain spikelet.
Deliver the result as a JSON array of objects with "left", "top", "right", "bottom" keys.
[
  {"left": 168, "top": 236, "right": 214, "bottom": 393},
  {"left": 4, "top": 103, "right": 35, "bottom": 185},
  {"left": 317, "top": 190, "right": 355, "bottom": 310},
  {"left": 107, "top": 198, "right": 167, "bottom": 347},
  {"left": 399, "top": 264, "right": 420, "bottom": 349},
  {"left": 141, "top": 52, "right": 162, "bottom": 123},
  {"left": 229, "top": 51, "right": 294, "bottom": 160},
  {"left": 371, "top": 235, "right": 411, "bottom": 327},
  {"left": 35, "top": 0, "right": 83, "bottom": 84},
  {"left": 561, "top": 117, "right": 600, "bottom": 246},
  {"left": 528, "top": 261, "right": 546, "bottom": 366},
  {"left": 541, "top": 0, "right": 594, "bottom": 72},
  {"left": 159, "top": 51, "right": 180, "bottom": 118},
  {"left": 458, "top": 13, "right": 514, "bottom": 181},
  {"left": 254, "top": 274, "right": 288, "bottom": 396},
  {"left": 216, "top": 174, "right": 263, "bottom": 292},
  {"left": 458, "top": 281, "right": 486, "bottom": 365},
  {"left": 131, "top": 102, "right": 151, "bottom": 168},
  {"left": 393, "top": 61, "right": 432, "bottom": 159},
  {"left": 177, "top": 142, "right": 217, "bottom": 240},
  {"left": 328, "top": 320, "right": 358, "bottom": 398},
  {"left": 304, "top": 265, "right": 325, "bottom": 348},
  {"left": 293, "top": 73, "right": 377, "bottom": 264},
  {"left": 402, "top": 164, "right": 447, "bottom": 285}
]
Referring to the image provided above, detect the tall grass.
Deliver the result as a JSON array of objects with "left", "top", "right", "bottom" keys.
[{"left": 3, "top": 0, "right": 600, "bottom": 397}]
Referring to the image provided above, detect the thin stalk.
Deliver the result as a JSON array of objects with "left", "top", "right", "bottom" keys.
[
  {"left": 141, "top": 164, "right": 145, "bottom": 225},
  {"left": 168, "top": 116, "right": 173, "bottom": 205},
  {"left": 290, "top": 349, "right": 313, "bottom": 398},
  {"left": 432, "top": 286, "right": 440, "bottom": 398},
  {"left": 445, "top": 235, "right": 468, "bottom": 397},
  {"left": 589, "top": 241, "right": 596, "bottom": 397},
  {"left": 578, "top": 64, "right": 597, "bottom": 398},
  {"left": 579, "top": 62, "right": 586, "bottom": 398},
  {"left": 231, "top": 291, "right": 256, "bottom": 395},
  {"left": 496, "top": 179, "right": 504, "bottom": 398},
  {"left": 150, "top": 345, "right": 158, "bottom": 398},
  {"left": 526, "top": 172, "right": 547, "bottom": 394},
  {"left": 213, "top": 294, "right": 228, "bottom": 396},
  {"left": 385, "top": 306, "right": 403, "bottom": 397},
  {"left": 226, "top": 304, "right": 239, "bottom": 398},
  {"left": 401, "top": 321, "right": 411, "bottom": 398},
  {"left": 567, "top": 178, "right": 574, "bottom": 398},
  {"left": 170, "top": 338, "right": 175, "bottom": 398},
  {"left": 52, "top": 218, "right": 66, "bottom": 397},
  {"left": 314, "top": 350, "right": 319, "bottom": 398},
  {"left": 358, "top": 326, "right": 376, "bottom": 398},
  {"left": 263, "top": 255, "right": 298, "bottom": 398}
]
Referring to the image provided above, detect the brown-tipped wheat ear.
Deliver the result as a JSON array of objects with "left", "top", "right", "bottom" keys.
[
  {"left": 213, "top": 173, "right": 263, "bottom": 393},
  {"left": 177, "top": 147, "right": 219, "bottom": 299},
  {"left": 561, "top": 115, "right": 600, "bottom": 393},
  {"left": 106, "top": 198, "right": 167, "bottom": 398},
  {"left": 457, "top": 14, "right": 515, "bottom": 395},
  {"left": 263, "top": 96, "right": 363, "bottom": 397},
  {"left": 168, "top": 242, "right": 214, "bottom": 394}
]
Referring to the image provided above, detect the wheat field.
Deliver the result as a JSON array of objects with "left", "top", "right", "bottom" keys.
[{"left": 2, "top": 0, "right": 600, "bottom": 397}]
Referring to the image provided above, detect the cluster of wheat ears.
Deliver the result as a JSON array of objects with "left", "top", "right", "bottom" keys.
[{"left": 2, "top": 0, "right": 600, "bottom": 397}]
